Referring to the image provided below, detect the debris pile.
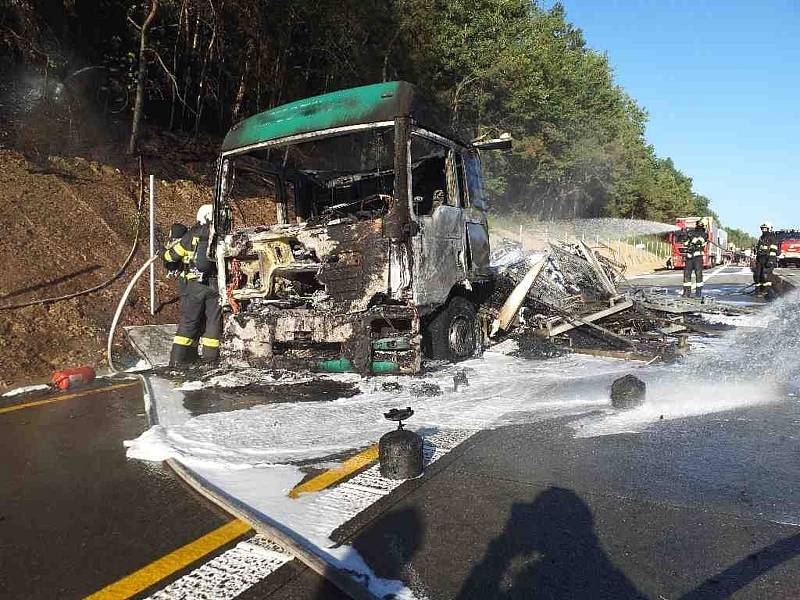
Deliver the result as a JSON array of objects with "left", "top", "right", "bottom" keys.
[{"left": 486, "top": 239, "right": 753, "bottom": 363}]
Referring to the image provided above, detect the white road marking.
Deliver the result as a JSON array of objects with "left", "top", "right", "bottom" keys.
[
  {"left": 303, "top": 428, "right": 476, "bottom": 540},
  {"left": 147, "top": 428, "right": 475, "bottom": 597},
  {"left": 146, "top": 535, "right": 292, "bottom": 600},
  {"left": 701, "top": 265, "right": 724, "bottom": 284}
]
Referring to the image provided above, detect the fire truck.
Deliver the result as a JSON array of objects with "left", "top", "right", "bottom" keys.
[
  {"left": 775, "top": 229, "right": 800, "bottom": 268},
  {"left": 668, "top": 216, "right": 726, "bottom": 269}
]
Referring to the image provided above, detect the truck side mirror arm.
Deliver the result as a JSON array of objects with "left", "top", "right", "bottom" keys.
[{"left": 471, "top": 133, "right": 513, "bottom": 151}]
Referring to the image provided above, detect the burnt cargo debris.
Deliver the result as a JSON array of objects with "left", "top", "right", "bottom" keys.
[
  {"left": 486, "top": 238, "right": 754, "bottom": 363},
  {"left": 212, "top": 82, "right": 509, "bottom": 374}
]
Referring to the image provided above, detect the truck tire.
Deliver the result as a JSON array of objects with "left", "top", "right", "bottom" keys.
[{"left": 423, "top": 296, "right": 479, "bottom": 362}]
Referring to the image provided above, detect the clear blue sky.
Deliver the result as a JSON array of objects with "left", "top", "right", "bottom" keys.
[{"left": 551, "top": 0, "right": 800, "bottom": 235}]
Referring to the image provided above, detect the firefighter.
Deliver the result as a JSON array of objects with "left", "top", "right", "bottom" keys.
[
  {"left": 682, "top": 222, "right": 707, "bottom": 298},
  {"left": 754, "top": 221, "right": 779, "bottom": 299},
  {"left": 163, "top": 204, "right": 222, "bottom": 366}
]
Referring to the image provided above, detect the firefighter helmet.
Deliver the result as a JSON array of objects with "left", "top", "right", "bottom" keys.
[
  {"left": 170, "top": 222, "right": 188, "bottom": 239},
  {"left": 760, "top": 221, "right": 773, "bottom": 230},
  {"left": 196, "top": 204, "right": 214, "bottom": 225}
]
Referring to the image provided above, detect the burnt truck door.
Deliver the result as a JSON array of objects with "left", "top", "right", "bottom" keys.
[
  {"left": 462, "top": 150, "right": 491, "bottom": 277},
  {"left": 409, "top": 130, "right": 468, "bottom": 310}
]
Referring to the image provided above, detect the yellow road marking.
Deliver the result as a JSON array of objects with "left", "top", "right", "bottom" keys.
[
  {"left": 289, "top": 444, "right": 379, "bottom": 498},
  {"left": 84, "top": 519, "right": 252, "bottom": 600},
  {"left": 0, "top": 381, "right": 139, "bottom": 415}
]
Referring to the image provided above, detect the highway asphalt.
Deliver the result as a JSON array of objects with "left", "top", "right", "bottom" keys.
[
  {"left": 339, "top": 391, "right": 800, "bottom": 599},
  {"left": 0, "top": 380, "right": 343, "bottom": 600},
  {"left": 328, "top": 265, "right": 800, "bottom": 598}
]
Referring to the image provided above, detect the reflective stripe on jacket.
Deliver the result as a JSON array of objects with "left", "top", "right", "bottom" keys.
[
  {"left": 685, "top": 233, "right": 707, "bottom": 258},
  {"left": 162, "top": 227, "right": 206, "bottom": 281},
  {"left": 756, "top": 234, "right": 779, "bottom": 261}
]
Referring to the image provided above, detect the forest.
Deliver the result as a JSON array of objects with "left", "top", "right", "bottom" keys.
[{"left": 2, "top": 0, "right": 718, "bottom": 223}]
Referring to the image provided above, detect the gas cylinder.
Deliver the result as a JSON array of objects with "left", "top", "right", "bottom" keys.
[{"left": 51, "top": 366, "right": 96, "bottom": 391}]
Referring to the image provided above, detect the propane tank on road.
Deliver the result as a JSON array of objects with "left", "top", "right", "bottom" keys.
[{"left": 379, "top": 407, "right": 424, "bottom": 480}]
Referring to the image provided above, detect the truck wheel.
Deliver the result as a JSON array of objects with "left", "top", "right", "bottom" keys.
[{"left": 423, "top": 296, "right": 479, "bottom": 362}]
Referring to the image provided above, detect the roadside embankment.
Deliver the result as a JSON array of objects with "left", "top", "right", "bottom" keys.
[{"left": 0, "top": 148, "right": 214, "bottom": 388}]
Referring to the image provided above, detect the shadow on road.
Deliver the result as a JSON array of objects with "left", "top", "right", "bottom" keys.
[
  {"left": 456, "top": 487, "right": 646, "bottom": 600},
  {"left": 314, "top": 507, "right": 425, "bottom": 600},
  {"left": 313, "top": 487, "right": 800, "bottom": 600},
  {"left": 679, "top": 532, "right": 800, "bottom": 600}
]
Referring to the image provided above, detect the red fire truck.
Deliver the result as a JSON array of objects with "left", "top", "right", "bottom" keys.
[
  {"left": 668, "top": 216, "right": 723, "bottom": 269},
  {"left": 775, "top": 229, "right": 800, "bottom": 268}
]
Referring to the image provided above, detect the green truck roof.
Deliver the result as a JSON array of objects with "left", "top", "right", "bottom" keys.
[{"left": 221, "top": 81, "right": 429, "bottom": 153}]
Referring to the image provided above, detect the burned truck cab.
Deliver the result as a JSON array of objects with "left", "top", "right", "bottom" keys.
[{"left": 212, "top": 81, "right": 499, "bottom": 374}]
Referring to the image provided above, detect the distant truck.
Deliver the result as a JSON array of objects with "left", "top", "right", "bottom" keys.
[
  {"left": 668, "top": 216, "right": 725, "bottom": 269},
  {"left": 210, "top": 81, "right": 510, "bottom": 374},
  {"left": 775, "top": 229, "right": 800, "bottom": 268}
]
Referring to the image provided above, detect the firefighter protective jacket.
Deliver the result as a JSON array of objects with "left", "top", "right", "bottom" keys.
[
  {"left": 685, "top": 229, "right": 707, "bottom": 258},
  {"left": 756, "top": 233, "right": 779, "bottom": 265},
  {"left": 162, "top": 223, "right": 189, "bottom": 273},
  {"left": 162, "top": 224, "right": 213, "bottom": 282}
]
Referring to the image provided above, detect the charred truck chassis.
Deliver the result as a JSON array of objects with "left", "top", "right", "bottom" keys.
[{"left": 212, "top": 82, "right": 500, "bottom": 374}]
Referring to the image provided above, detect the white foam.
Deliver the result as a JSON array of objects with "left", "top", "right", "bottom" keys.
[
  {"left": 571, "top": 377, "right": 776, "bottom": 437},
  {"left": 1, "top": 384, "right": 50, "bottom": 397},
  {"left": 125, "top": 351, "right": 633, "bottom": 467},
  {"left": 125, "top": 359, "right": 151, "bottom": 373}
]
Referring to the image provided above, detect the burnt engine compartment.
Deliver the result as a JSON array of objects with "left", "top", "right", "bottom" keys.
[
  {"left": 223, "top": 217, "right": 395, "bottom": 312},
  {"left": 221, "top": 218, "right": 418, "bottom": 374},
  {"left": 226, "top": 231, "right": 325, "bottom": 308}
]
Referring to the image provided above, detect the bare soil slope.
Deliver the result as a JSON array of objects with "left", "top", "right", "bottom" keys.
[{"left": 0, "top": 148, "right": 214, "bottom": 389}]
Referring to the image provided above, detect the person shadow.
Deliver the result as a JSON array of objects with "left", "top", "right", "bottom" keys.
[
  {"left": 456, "top": 487, "right": 646, "bottom": 600},
  {"left": 313, "top": 507, "right": 425, "bottom": 599}
]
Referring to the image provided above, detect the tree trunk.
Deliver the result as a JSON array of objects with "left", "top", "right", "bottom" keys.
[
  {"left": 128, "top": 0, "right": 158, "bottom": 155},
  {"left": 231, "top": 42, "right": 252, "bottom": 123},
  {"left": 382, "top": 28, "right": 401, "bottom": 82},
  {"left": 169, "top": 0, "right": 187, "bottom": 131},
  {"left": 193, "top": 17, "right": 216, "bottom": 136}
]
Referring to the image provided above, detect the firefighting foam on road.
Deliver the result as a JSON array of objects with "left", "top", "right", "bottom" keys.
[{"left": 125, "top": 286, "right": 795, "bottom": 470}]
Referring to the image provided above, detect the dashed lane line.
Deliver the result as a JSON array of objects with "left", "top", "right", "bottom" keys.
[
  {"left": 0, "top": 381, "right": 140, "bottom": 415},
  {"left": 84, "top": 519, "right": 252, "bottom": 600},
  {"left": 289, "top": 444, "right": 379, "bottom": 498}
]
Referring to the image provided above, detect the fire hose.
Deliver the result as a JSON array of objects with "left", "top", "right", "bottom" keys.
[
  {"left": 0, "top": 238, "right": 142, "bottom": 311},
  {"left": 106, "top": 254, "right": 160, "bottom": 373}
]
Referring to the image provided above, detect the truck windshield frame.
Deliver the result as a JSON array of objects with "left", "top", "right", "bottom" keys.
[{"left": 214, "top": 121, "right": 399, "bottom": 236}]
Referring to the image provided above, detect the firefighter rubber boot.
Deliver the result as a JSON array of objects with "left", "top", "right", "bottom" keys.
[
  {"left": 199, "top": 338, "right": 220, "bottom": 363},
  {"left": 169, "top": 343, "right": 198, "bottom": 367},
  {"left": 186, "top": 345, "right": 200, "bottom": 363},
  {"left": 695, "top": 288, "right": 703, "bottom": 299},
  {"left": 169, "top": 344, "right": 189, "bottom": 367}
]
